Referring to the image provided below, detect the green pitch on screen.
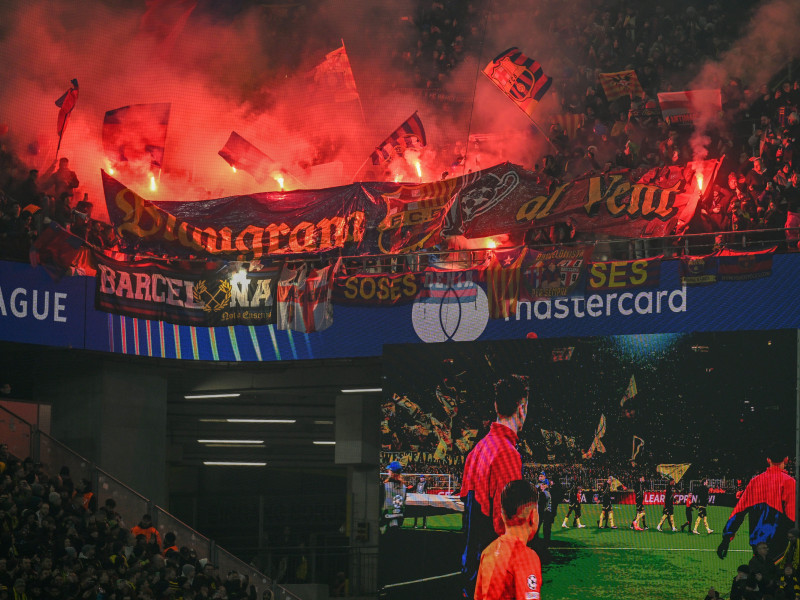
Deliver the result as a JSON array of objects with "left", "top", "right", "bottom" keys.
[{"left": 404, "top": 505, "right": 752, "bottom": 599}]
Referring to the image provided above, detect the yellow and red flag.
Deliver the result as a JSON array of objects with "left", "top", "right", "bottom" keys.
[{"left": 598, "top": 70, "right": 644, "bottom": 101}]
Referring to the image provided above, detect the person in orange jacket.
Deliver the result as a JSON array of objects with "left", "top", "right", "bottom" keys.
[{"left": 131, "top": 514, "right": 162, "bottom": 551}]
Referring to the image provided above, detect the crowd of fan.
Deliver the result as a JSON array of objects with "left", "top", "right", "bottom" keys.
[
  {"left": 397, "top": 0, "right": 800, "bottom": 252},
  {"left": 0, "top": 154, "right": 117, "bottom": 262},
  {"left": 0, "top": 444, "right": 259, "bottom": 600},
  {"left": 2, "top": 1, "right": 800, "bottom": 263}
]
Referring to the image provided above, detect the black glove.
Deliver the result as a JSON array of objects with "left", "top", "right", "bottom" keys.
[{"left": 717, "top": 537, "right": 730, "bottom": 559}]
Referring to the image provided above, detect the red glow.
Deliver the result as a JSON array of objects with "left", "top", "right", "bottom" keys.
[{"left": 696, "top": 173, "right": 704, "bottom": 191}]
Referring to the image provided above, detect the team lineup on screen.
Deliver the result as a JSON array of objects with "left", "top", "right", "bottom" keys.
[{"left": 379, "top": 332, "right": 798, "bottom": 599}]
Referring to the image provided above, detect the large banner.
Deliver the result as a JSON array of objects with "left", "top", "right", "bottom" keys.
[
  {"left": 103, "top": 161, "right": 719, "bottom": 259},
  {"left": 442, "top": 160, "right": 719, "bottom": 240},
  {"left": 102, "top": 171, "right": 376, "bottom": 259},
  {"left": 95, "top": 254, "right": 281, "bottom": 326}
]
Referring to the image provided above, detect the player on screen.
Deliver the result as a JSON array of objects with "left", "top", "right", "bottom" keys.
[
  {"left": 656, "top": 478, "right": 678, "bottom": 531},
  {"left": 679, "top": 492, "right": 694, "bottom": 532},
  {"left": 475, "top": 480, "right": 542, "bottom": 600},
  {"left": 631, "top": 475, "right": 648, "bottom": 530},
  {"left": 460, "top": 376, "right": 529, "bottom": 599},
  {"left": 562, "top": 485, "right": 586, "bottom": 528},
  {"left": 693, "top": 479, "right": 714, "bottom": 534},
  {"left": 717, "top": 445, "right": 796, "bottom": 561},
  {"left": 598, "top": 477, "right": 617, "bottom": 528}
]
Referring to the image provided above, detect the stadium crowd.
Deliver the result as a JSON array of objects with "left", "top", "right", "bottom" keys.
[
  {"left": 1, "top": 1, "right": 799, "bottom": 263},
  {"left": 0, "top": 446, "right": 263, "bottom": 600}
]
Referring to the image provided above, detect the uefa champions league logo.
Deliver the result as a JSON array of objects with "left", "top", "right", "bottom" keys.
[{"left": 411, "top": 277, "right": 489, "bottom": 343}]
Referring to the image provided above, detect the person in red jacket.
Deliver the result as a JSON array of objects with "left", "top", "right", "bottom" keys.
[
  {"left": 475, "top": 480, "right": 542, "bottom": 600},
  {"left": 718, "top": 445, "right": 796, "bottom": 562},
  {"left": 460, "top": 376, "right": 529, "bottom": 600}
]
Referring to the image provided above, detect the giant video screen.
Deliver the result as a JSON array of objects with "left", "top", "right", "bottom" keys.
[{"left": 379, "top": 331, "right": 797, "bottom": 599}]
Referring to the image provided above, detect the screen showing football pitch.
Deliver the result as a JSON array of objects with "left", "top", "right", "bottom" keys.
[{"left": 379, "top": 331, "right": 797, "bottom": 600}]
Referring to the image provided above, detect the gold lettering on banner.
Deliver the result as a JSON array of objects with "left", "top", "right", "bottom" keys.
[
  {"left": 289, "top": 222, "right": 318, "bottom": 253},
  {"left": 112, "top": 178, "right": 367, "bottom": 257},
  {"left": 516, "top": 183, "right": 569, "bottom": 222},
  {"left": 115, "top": 189, "right": 163, "bottom": 237}
]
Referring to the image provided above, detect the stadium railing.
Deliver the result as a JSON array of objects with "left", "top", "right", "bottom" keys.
[{"left": 0, "top": 404, "right": 291, "bottom": 599}]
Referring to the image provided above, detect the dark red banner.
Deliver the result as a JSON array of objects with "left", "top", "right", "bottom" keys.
[
  {"left": 103, "top": 161, "right": 719, "bottom": 260},
  {"left": 443, "top": 160, "right": 720, "bottom": 240}
]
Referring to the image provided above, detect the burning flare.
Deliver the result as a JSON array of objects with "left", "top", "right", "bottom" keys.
[
  {"left": 149, "top": 175, "right": 157, "bottom": 192},
  {"left": 275, "top": 175, "right": 284, "bottom": 191},
  {"left": 415, "top": 161, "right": 422, "bottom": 180},
  {"left": 696, "top": 173, "right": 704, "bottom": 192},
  {"left": 231, "top": 166, "right": 237, "bottom": 173}
]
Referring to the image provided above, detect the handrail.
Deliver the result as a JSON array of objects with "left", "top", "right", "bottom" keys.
[{"left": 0, "top": 404, "right": 279, "bottom": 598}]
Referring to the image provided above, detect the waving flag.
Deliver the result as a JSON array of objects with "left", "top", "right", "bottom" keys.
[
  {"left": 657, "top": 463, "right": 691, "bottom": 483},
  {"left": 55, "top": 79, "right": 79, "bottom": 141},
  {"left": 311, "top": 44, "right": 360, "bottom": 103},
  {"left": 657, "top": 89, "right": 722, "bottom": 125},
  {"left": 370, "top": 112, "right": 427, "bottom": 165},
  {"left": 30, "top": 222, "right": 95, "bottom": 280},
  {"left": 218, "top": 132, "right": 277, "bottom": 180},
  {"left": 553, "top": 113, "right": 584, "bottom": 139},
  {"left": 620, "top": 374, "right": 638, "bottom": 406},
  {"left": 631, "top": 435, "right": 645, "bottom": 463},
  {"left": 598, "top": 70, "right": 643, "bottom": 101},
  {"left": 103, "top": 103, "right": 171, "bottom": 170},
  {"left": 582, "top": 414, "right": 607, "bottom": 459},
  {"left": 541, "top": 429, "right": 564, "bottom": 450},
  {"left": 276, "top": 258, "right": 341, "bottom": 333},
  {"left": 483, "top": 47, "right": 551, "bottom": 119},
  {"left": 485, "top": 247, "right": 526, "bottom": 319}
]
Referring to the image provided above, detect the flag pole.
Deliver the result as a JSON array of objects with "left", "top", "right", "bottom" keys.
[
  {"left": 350, "top": 154, "right": 374, "bottom": 183},
  {"left": 526, "top": 115, "right": 560, "bottom": 153},
  {"left": 461, "top": 14, "right": 489, "bottom": 177},
  {"left": 55, "top": 130, "right": 64, "bottom": 161},
  {"left": 342, "top": 38, "right": 368, "bottom": 128}
]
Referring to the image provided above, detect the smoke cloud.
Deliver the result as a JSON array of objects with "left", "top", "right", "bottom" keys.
[{"left": 3, "top": 0, "right": 798, "bottom": 223}]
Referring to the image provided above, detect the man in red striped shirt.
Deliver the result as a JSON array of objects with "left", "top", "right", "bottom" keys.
[
  {"left": 475, "top": 480, "right": 542, "bottom": 600},
  {"left": 461, "top": 376, "right": 529, "bottom": 599}
]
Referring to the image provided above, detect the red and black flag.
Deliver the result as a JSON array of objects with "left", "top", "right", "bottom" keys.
[
  {"left": 55, "top": 79, "right": 79, "bottom": 141},
  {"left": 218, "top": 132, "right": 302, "bottom": 188},
  {"left": 483, "top": 47, "right": 551, "bottom": 119},
  {"left": 370, "top": 112, "right": 427, "bottom": 165}
]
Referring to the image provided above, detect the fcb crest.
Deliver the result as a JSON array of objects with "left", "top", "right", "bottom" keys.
[
  {"left": 491, "top": 59, "right": 537, "bottom": 101},
  {"left": 687, "top": 258, "right": 706, "bottom": 275}
]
